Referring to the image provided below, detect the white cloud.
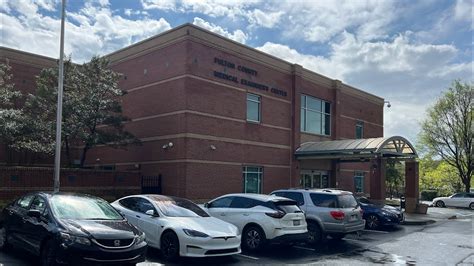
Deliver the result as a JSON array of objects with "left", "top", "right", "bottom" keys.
[
  {"left": 257, "top": 32, "right": 471, "bottom": 141},
  {"left": 454, "top": 0, "right": 473, "bottom": 22},
  {"left": 1, "top": 1, "right": 171, "bottom": 62},
  {"left": 141, "top": 0, "right": 178, "bottom": 11},
  {"left": 192, "top": 17, "right": 248, "bottom": 44},
  {"left": 247, "top": 9, "right": 283, "bottom": 28}
]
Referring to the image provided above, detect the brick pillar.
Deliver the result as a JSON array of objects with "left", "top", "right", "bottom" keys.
[
  {"left": 405, "top": 161, "right": 419, "bottom": 213},
  {"left": 332, "top": 80, "right": 342, "bottom": 140},
  {"left": 331, "top": 160, "right": 338, "bottom": 188},
  {"left": 290, "top": 64, "right": 303, "bottom": 187},
  {"left": 369, "top": 157, "right": 386, "bottom": 204}
]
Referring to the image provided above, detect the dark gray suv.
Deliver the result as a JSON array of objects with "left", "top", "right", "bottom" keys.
[{"left": 271, "top": 189, "right": 365, "bottom": 244}]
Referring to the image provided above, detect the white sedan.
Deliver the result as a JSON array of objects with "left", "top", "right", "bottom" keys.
[
  {"left": 432, "top": 193, "right": 474, "bottom": 209},
  {"left": 111, "top": 195, "right": 241, "bottom": 261}
]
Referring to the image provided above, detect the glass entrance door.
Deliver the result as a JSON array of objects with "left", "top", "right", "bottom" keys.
[{"left": 300, "top": 170, "right": 329, "bottom": 189}]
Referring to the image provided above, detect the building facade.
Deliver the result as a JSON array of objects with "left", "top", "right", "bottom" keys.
[{"left": 1, "top": 24, "right": 385, "bottom": 201}]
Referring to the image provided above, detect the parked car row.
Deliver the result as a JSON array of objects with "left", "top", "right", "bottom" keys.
[
  {"left": 432, "top": 192, "right": 474, "bottom": 209},
  {"left": 0, "top": 189, "right": 405, "bottom": 265}
]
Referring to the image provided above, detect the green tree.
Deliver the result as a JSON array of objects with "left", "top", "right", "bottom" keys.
[
  {"left": 21, "top": 56, "right": 140, "bottom": 167},
  {"left": 420, "top": 80, "right": 473, "bottom": 192},
  {"left": 419, "top": 157, "right": 464, "bottom": 196},
  {"left": 0, "top": 62, "right": 25, "bottom": 152},
  {"left": 385, "top": 160, "right": 404, "bottom": 199}
]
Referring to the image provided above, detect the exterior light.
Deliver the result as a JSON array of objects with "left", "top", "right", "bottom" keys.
[
  {"left": 210, "top": 145, "right": 216, "bottom": 150},
  {"left": 384, "top": 101, "right": 391, "bottom": 108}
]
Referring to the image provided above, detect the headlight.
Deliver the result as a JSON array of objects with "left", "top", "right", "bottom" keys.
[
  {"left": 135, "top": 232, "right": 146, "bottom": 245},
  {"left": 183, "top": 229, "right": 209, "bottom": 238},
  {"left": 60, "top": 232, "right": 91, "bottom": 246}
]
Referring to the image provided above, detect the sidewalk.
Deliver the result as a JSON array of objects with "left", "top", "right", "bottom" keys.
[{"left": 402, "top": 206, "right": 473, "bottom": 225}]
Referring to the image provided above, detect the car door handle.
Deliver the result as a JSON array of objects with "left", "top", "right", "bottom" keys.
[
  {"left": 220, "top": 213, "right": 226, "bottom": 216},
  {"left": 243, "top": 214, "right": 249, "bottom": 216},
  {"left": 136, "top": 215, "right": 141, "bottom": 218}
]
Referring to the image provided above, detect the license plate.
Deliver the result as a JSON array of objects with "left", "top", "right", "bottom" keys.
[
  {"left": 349, "top": 215, "right": 358, "bottom": 222},
  {"left": 293, "top": 220, "right": 300, "bottom": 226}
]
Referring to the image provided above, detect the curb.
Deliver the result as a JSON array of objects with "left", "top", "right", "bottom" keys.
[{"left": 401, "top": 219, "right": 436, "bottom": 225}]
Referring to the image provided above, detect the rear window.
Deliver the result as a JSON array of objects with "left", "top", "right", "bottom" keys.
[
  {"left": 310, "top": 193, "right": 337, "bottom": 207},
  {"left": 337, "top": 194, "right": 358, "bottom": 208},
  {"left": 272, "top": 192, "right": 305, "bottom": 206},
  {"left": 274, "top": 201, "right": 302, "bottom": 214}
]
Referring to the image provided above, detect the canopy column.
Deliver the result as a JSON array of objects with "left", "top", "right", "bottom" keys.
[
  {"left": 369, "top": 157, "right": 386, "bottom": 204},
  {"left": 405, "top": 160, "right": 420, "bottom": 213}
]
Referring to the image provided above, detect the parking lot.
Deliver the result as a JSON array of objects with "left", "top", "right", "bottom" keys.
[{"left": 2, "top": 207, "right": 472, "bottom": 266}]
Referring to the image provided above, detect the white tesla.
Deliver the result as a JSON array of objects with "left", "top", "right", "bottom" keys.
[{"left": 111, "top": 195, "right": 241, "bottom": 261}]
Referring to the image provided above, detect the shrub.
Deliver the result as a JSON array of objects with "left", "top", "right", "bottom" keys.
[{"left": 421, "top": 190, "right": 438, "bottom": 201}]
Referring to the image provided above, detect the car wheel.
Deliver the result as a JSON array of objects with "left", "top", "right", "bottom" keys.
[
  {"left": 242, "top": 226, "right": 266, "bottom": 251},
  {"left": 366, "top": 214, "right": 380, "bottom": 230},
  {"left": 469, "top": 203, "right": 474, "bottom": 210},
  {"left": 41, "top": 240, "right": 58, "bottom": 266},
  {"left": 436, "top": 201, "right": 445, "bottom": 208},
  {"left": 0, "top": 225, "right": 11, "bottom": 251},
  {"left": 330, "top": 233, "right": 345, "bottom": 240},
  {"left": 307, "top": 222, "right": 322, "bottom": 245},
  {"left": 160, "top": 231, "right": 180, "bottom": 261}
]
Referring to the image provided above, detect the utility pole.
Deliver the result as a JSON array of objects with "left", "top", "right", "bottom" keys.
[{"left": 53, "top": 0, "right": 66, "bottom": 193}]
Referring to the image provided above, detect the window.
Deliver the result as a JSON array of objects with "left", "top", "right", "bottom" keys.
[
  {"left": 30, "top": 196, "right": 47, "bottom": 213},
  {"left": 310, "top": 193, "right": 337, "bottom": 208},
  {"left": 243, "top": 166, "right": 263, "bottom": 193},
  {"left": 301, "top": 94, "right": 330, "bottom": 135},
  {"left": 272, "top": 192, "right": 305, "bottom": 206},
  {"left": 246, "top": 93, "right": 261, "bottom": 122},
  {"left": 337, "top": 194, "right": 358, "bottom": 208},
  {"left": 354, "top": 172, "right": 365, "bottom": 193},
  {"left": 17, "top": 194, "right": 35, "bottom": 209},
  {"left": 209, "top": 197, "right": 233, "bottom": 208},
  {"left": 229, "top": 197, "right": 261, "bottom": 208},
  {"left": 355, "top": 121, "right": 364, "bottom": 139}
]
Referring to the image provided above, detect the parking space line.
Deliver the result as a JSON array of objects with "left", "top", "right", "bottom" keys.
[
  {"left": 236, "top": 254, "right": 260, "bottom": 260},
  {"left": 293, "top": 246, "right": 316, "bottom": 251},
  {"left": 362, "top": 229, "right": 390, "bottom": 234}
]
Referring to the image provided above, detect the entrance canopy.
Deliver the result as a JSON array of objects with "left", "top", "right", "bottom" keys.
[{"left": 295, "top": 136, "right": 417, "bottom": 161}]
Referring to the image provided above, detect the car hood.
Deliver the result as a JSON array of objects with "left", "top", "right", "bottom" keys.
[
  {"left": 60, "top": 219, "right": 140, "bottom": 239},
  {"left": 432, "top": 197, "right": 449, "bottom": 202},
  {"left": 166, "top": 216, "right": 239, "bottom": 237}
]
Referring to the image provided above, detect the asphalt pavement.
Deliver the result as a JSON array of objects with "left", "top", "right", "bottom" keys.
[{"left": 0, "top": 207, "right": 472, "bottom": 265}]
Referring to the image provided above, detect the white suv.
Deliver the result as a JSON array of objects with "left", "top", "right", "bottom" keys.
[{"left": 202, "top": 193, "right": 308, "bottom": 251}]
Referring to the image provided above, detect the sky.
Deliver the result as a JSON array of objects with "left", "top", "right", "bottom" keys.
[{"left": 0, "top": 0, "right": 472, "bottom": 145}]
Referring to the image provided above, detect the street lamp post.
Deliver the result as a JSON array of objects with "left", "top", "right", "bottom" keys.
[{"left": 53, "top": 0, "right": 66, "bottom": 192}]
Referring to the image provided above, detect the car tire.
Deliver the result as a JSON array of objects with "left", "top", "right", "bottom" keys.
[
  {"left": 307, "top": 221, "right": 323, "bottom": 245},
  {"left": 160, "top": 231, "right": 180, "bottom": 261},
  {"left": 366, "top": 214, "right": 380, "bottom": 230},
  {"left": 469, "top": 203, "right": 474, "bottom": 210},
  {"left": 41, "top": 240, "right": 58, "bottom": 266},
  {"left": 242, "top": 225, "right": 266, "bottom": 251},
  {"left": 0, "top": 225, "right": 12, "bottom": 251},
  {"left": 330, "top": 233, "right": 345, "bottom": 240},
  {"left": 436, "top": 201, "right": 445, "bottom": 208}
]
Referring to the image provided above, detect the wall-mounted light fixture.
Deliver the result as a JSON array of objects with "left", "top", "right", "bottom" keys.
[
  {"left": 162, "top": 142, "right": 174, "bottom": 149},
  {"left": 384, "top": 100, "right": 391, "bottom": 108},
  {"left": 210, "top": 145, "right": 217, "bottom": 150}
]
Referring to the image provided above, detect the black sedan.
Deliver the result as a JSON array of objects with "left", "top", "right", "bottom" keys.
[
  {"left": 358, "top": 197, "right": 404, "bottom": 230},
  {"left": 0, "top": 192, "right": 147, "bottom": 265}
]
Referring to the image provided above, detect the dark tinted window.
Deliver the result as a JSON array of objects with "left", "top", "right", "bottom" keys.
[
  {"left": 30, "top": 196, "right": 47, "bottom": 213},
  {"left": 17, "top": 194, "right": 35, "bottom": 209},
  {"left": 209, "top": 197, "right": 233, "bottom": 208},
  {"left": 273, "top": 200, "right": 302, "bottom": 214},
  {"left": 230, "top": 197, "right": 261, "bottom": 208},
  {"left": 468, "top": 193, "right": 474, "bottom": 198},
  {"left": 119, "top": 197, "right": 139, "bottom": 211},
  {"left": 310, "top": 193, "right": 337, "bottom": 208},
  {"left": 338, "top": 194, "right": 358, "bottom": 208},
  {"left": 273, "top": 192, "right": 304, "bottom": 206},
  {"left": 452, "top": 193, "right": 464, "bottom": 198}
]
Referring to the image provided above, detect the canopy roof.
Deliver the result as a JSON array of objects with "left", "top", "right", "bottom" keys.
[{"left": 295, "top": 136, "right": 417, "bottom": 160}]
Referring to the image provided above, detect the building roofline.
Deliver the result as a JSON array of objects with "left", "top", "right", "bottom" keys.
[{"left": 0, "top": 46, "right": 57, "bottom": 68}]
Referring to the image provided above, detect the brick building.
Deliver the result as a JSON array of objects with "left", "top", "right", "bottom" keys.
[{"left": 1, "top": 24, "right": 419, "bottom": 203}]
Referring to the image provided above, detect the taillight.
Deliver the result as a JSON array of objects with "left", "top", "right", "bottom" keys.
[
  {"left": 330, "top": 210, "right": 345, "bottom": 220},
  {"left": 265, "top": 211, "right": 285, "bottom": 219}
]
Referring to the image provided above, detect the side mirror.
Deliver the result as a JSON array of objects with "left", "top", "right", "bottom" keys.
[
  {"left": 145, "top": 209, "right": 158, "bottom": 217},
  {"left": 203, "top": 202, "right": 209, "bottom": 208},
  {"left": 27, "top": 209, "right": 41, "bottom": 219}
]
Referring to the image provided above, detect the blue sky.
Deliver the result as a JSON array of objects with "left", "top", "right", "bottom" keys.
[{"left": 0, "top": 0, "right": 472, "bottom": 144}]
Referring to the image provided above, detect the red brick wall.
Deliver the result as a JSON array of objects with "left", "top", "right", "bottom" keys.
[{"left": 0, "top": 167, "right": 140, "bottom": 201}]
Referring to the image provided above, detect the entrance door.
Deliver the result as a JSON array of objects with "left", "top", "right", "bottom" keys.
[{"left": 300, "top": 170, "right": 329, "bottom": 189}]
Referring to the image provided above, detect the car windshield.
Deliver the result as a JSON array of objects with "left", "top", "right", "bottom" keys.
[
  {"left": 50, "top": 195, "right": 123, "bottom": 220},
  {"left": 149, "top": 196, "right": 209, "bottom": 218},
  {"left": 338, "top": 194, "right": 359, "bottom": 208}
]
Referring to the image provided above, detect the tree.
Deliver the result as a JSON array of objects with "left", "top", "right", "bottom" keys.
[
  {"left": 385, "top": 160, "right": 404, "bottom": 199},
  {"left": 420, "top": 80, "right": 473, "bottom": 192},
  {"left": 0, "top": 62, "right": 25, "bottom": 151},
  {"left": 21, "top": 56, "right": 140, "bottom": 167}
]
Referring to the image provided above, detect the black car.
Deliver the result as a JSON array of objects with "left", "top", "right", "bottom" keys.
[
  {"left": 0, "top": 192, "right": 147, "bottom": 265},
  {"left": 358, "top": 197, "right": 404, "bottom": 230}
]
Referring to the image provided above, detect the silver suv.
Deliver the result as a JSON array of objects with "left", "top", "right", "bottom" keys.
[{"left": 271, "top": 189, "right": 365, "bottom": 244}]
